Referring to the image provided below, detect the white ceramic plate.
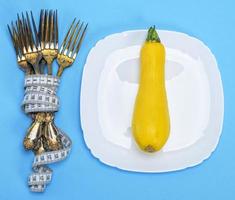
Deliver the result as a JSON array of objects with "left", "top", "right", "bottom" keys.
[{"left": 80, "top": 30, "right": 224, "bottom": 172}]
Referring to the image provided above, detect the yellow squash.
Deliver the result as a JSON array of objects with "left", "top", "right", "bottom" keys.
[{"left": 132, "top": 26, "right": 170, "bottom": 152}]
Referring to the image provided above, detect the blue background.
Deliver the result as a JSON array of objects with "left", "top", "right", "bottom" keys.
[{"left": 0, "top": 0, "right": 233, "bottom": 199}]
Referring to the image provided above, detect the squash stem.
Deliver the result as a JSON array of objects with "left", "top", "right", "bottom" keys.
[{"left": 146, "top": 26, "right": 161, "bottom": 43}]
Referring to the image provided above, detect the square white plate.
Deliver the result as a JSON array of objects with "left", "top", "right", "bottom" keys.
[{"left": 80, "top": 30, "right": 224, "bottom": 172}]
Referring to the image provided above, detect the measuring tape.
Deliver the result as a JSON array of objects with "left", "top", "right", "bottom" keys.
[
  {"left": 28, "top": 130, "right": 72, "bottom": 192},
  {"left": 23, "top": 75, "right": 60, "bottom": 114},
  {"left": 22, "top": 75, "right": 72, "bottom": 192}
]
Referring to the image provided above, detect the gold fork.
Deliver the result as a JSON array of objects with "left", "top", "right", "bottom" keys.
[
  {"left": 8, "top": 22, "right": 32, "bottom": 74},
  {"left": 17, "top": 12, "right": 42, "bottom": 74},
  {"left": 57, "top": 19, "right": 88, "bottom": 77},
  {"left": 39, "top": 9, "right": 58, "bottom": 75}
]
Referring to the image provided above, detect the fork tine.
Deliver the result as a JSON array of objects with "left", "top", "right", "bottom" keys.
[
  {"left": 55, "top": 10, "right": 58, "bottom": 49},
  {"left": 69, "top": 22, "right": 83, "bottom": 54},
  {"left": 7, "top": 23, "right": 14, "bottom": 41},
  {"left": 15, "top": 20, "right": 23, "bottom": 56},
  {"left": 19, "top": 20, "right": 26, "bottom": 54},
  {"left": 59, "top": 18, "right": 76, "bottom": 53},
  {"left": 17, "top": 15, "right": 26, "bottom": 54},
  {"left": 49, "top": 10, "right": 54, "bottom": 48},
  {"left": 39, "top": 9, "right": 45, "bottom": 48},
  {"left": 63, "top": 20, "right": 79, "bottom": 55},
  {"left": 38, "top": 9, "right": 43, "bottom": 41},
  {"left": 13, "top": 24, "right": 23, "bottom": 58},
  {"left": 22, "top": 12, "right": 31, "bottom": 53},
  {"left": 8, "top": 23, "right": 15, "bottom": 46},
  {"left": 30, "top": 11, "right": 40, "bottom": 50},
  {"left": 26, "top": 12, "right": 35, "bottom": 50},
  {"left": 73, "top": 23, "right": 88, "bottom": 59},
  {"left": 17, "top": 14, "right": 24, "bottom": 47},
  {"left": 44, "top": 10, "right": 49, "bottom": 48},
  {"left": 8, "top": 23, "right": 19, "bottom": 55},
  {"left": 12, "top": 24, "right": 20, "bottom": 54},
  {"left": 25, "top": 12, "right": 34, "bottom": 52}
]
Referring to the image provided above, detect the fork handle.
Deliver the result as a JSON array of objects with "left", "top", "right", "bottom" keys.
[
  {"left": 57, "top": 66, "right": 64, "bottom": 77},
  {"left": 33, "top": 56, "right": 42, "bottom": 74},
  {"left": 48, "top": 63, "right": 53, "bottom": 75}
]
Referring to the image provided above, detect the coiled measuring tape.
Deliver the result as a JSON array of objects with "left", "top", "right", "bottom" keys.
[
  {"left": 22, "top": 75, "right": 72, "bottom": 192},
  {"left": 23, "top": 75, "right": 60, "bottom": 113},
  {"left": 28, "top": 130, "right": 71, "bottom": 192}
]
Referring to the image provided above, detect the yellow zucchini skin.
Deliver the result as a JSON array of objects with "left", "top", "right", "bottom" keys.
[{"left": 132, "top": 30, "right": 170, "bottom": 153}]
